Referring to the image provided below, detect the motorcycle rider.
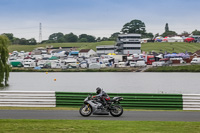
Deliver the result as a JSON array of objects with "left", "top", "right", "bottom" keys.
[{"left": 93, "top": 87, "right": 110, "bottom": 109}]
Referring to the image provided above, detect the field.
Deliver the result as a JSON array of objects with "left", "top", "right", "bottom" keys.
[
  {"left": 8, "top": 41, "right": 115, "bottom": 52},
  {"left": 0, "top": 119, "right": 200, "bottom": 133},
  {"left": 8, "top": 41, "right": 200, "bottom": 53}
]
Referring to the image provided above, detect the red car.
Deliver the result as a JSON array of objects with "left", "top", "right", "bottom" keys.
[{"left": 184, "top": 37, "right": 195, "bottom": 42}]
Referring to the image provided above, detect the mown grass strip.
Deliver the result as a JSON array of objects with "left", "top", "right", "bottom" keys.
[
  {"left": 145, "top": 65, "right": 200, "bottom": 72},
  {"left": 0, "top": 119, "right": 200, "bottom": 133}
]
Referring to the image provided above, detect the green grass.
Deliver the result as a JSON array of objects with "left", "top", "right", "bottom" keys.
[
  {"left": 145, "top": 65, "right": 200, "bottom": 72},
  {"left": 8, "top": 41, "right": 200, "bottom": 53},
  {"left": 0, "top": 119, "right": 200, "bottom": 133},
  {"left": 8, "top": 41, "right": 115, "bottom": 52},
  {"left": 142, "top": 42, "right": 200, "bottom": 53}
]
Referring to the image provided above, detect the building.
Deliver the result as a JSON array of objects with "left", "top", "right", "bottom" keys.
[
  {"left": 96, "top": 45, "right": 116, "bottom": 55},
  {"left": 115, "top": 34, "right": 141, "bottom": 55},
  {"left": 78, "top": 49, "right": 96, "bottom": 58}
]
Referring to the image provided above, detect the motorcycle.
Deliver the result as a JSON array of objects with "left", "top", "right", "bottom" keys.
[{"left": 79, "top": 94, "right": 123, "bottom": 117}]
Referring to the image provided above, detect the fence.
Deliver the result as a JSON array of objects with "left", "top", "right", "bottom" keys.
[{"left": 0, "top": 91, "right": 200, "bottom": 110}]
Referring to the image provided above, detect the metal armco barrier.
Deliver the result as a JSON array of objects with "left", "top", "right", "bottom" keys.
[
  {"left": 0, "top": 91, "right": 56, "bottom": 107},
  {"left": 183, "top": 94, "right": 200, "bottom": 110},
  {"left": 1, "top": 91, "right": 199, "bottom": 110},
  {"left": 56, "top": 92, "right": 183, "bottom": 110}
]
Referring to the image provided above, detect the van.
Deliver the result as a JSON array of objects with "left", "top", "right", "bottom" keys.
[{"left": 191, "top": 58, "right": 200, "bottom": 64}]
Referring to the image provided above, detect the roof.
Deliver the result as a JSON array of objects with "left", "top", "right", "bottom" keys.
[{"left": 79, "top": 49, "right": 91, "bottom": 53}]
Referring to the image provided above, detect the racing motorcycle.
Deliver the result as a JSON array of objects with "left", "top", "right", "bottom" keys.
[{"left": 79, "top": 94, "right": 123, "bottom": 117}]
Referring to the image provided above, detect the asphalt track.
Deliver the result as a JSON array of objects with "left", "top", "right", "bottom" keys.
[{"left": 0, "top": 110, "right": 200, "bottom": 121}]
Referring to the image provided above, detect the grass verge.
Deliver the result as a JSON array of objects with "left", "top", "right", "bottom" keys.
[
  {"left": 0, "top": 119, "right": 200, "bottom": 133},
  {"left": 145, "top": 65, "right": 200, "bottom": 72}
]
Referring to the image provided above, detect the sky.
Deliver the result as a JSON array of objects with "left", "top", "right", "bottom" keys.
[{"left": 0, "top": 0, "right": 200, "bottom": 42}]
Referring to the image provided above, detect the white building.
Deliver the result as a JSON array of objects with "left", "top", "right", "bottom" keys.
[
  {"left": 78, "top": 49, "right": 96, "bottom": 58},
  {"left": 96, "top": 45, "right": 116, "bottom": 55},
  {"left": 115, "top": 34, "right": 141, "bottom": 55}
]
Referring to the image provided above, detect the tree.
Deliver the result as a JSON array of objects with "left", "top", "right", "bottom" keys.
[
  {"left": 180, "top": 31, "right": 190, "bottom": 37},
  {"left": 79, "top": 34, "right": 96, "bottom": 42},
  {"left": 1, "top": 33, "right": 14, "bottom": 43},
  {"left": 87, "top": 35, "right": 96, "bottom": 42},
  {"left": 142, "top": 32, "right": 154, "bottom": 38},
  {"left": 48, "top": 32, "right": 64, "bottom": 42},
  {"left": 64, "top": 33, "right": 78, "bottom": 42},
  {"left": 121, "top": 19, "right": 146, "bottom": 34},
  {"left": 109, "top": 32, "right": 121, "bottom": 41},
  {"left": 154, "top": 33, "right": 160, "bottom": 38},
  {"left": 27, "top": 38, "right": 37, "bottom": 45},
  {"left": 161, "top": 31, "right": 177, "bottom": 37},
  {"left": 161, "top": 23, "right": 177, "bottom": 37},
  {"left": 101, "top": 37, "right": 109, "bottom": 41},
  {"left": 165, "top": 23, "right": 169, "bottom": 32},
  {"left": 19, "top": 38, "right": 28, "bottom": 45},
  {"left": 0, "top": 35, "right": 10, "bottom": 87},
  {"left": 79, "top": 38, "right": 88, "bottom": 42},
  {"left": 96, "top": 37, "right": 101, "bottom": 42},
  {"left": 192, "top": 29, "right": 200, "bottom": 35}
]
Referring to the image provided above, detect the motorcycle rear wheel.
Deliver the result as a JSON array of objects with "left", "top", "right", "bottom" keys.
[
  {"left": 110, "top": 105, "right": 123, "bottom": 117},
  {"left": 79, "top": 104, "right": 92, "bottom": 117}
]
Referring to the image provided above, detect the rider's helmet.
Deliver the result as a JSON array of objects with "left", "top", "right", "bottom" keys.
[{"left": 96, "top": 87, "right": 102, "bottom": 94}]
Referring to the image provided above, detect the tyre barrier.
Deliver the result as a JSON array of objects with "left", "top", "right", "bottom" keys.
[{"left": 0, "top": 91, "right": 200, "bottom": 110}]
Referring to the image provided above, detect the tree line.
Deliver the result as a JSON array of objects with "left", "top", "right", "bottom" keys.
[{"left": 2, "top": 19, "right": 200, "bottom": 45}]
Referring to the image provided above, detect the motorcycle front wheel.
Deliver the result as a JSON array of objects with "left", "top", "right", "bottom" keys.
[
  {"left": 79, "top": 104, "right": 92, "bottom": 117},
  {"left": 110, "top": 105, "right": 123, "bottom": 117}
]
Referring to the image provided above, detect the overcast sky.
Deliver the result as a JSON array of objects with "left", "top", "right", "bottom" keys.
[{"left": 0, "top": 0, "right": 200, "bottom": 42}]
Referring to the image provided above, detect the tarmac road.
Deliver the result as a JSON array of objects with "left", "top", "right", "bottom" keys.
[{"left": 0, "top": 110, "right": 200, "bottom": 121}]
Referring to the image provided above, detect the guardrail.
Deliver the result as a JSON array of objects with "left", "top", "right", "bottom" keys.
[
  {"left": 183, "top": 94, "right": 200, "bottom": 110},
  {"left": 0, "top": 91, "right": 56, "bottom": 107},
  {"left": 0, "top": 91, "right": 199, "bottom": 110},
  {"left": 56, "top": 92, "right": 183, "bottom": 110}
]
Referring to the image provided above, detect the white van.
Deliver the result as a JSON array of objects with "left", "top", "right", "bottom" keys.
[
  {"left": 130, "top": 61, "right": 146, "bottom": 67},
  {"left": 191, "top": 58, "right": 200, "bottom": 64}
]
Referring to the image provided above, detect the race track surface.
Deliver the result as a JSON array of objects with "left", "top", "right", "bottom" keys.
[{"left": 0, "top": 110, "right": 200, "bottom": 121}]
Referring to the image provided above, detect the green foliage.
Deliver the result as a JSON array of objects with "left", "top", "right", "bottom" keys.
[
  {"left": 192, "top": 29, "right": 200, "bottom": 35},
  {"left": 1, "top": 33, "right": 37, "bottom": 45},
  {"left": 64, "top": 33, "right": 78, "bottom": 42},
  {"left": 161, "top": 30, "right": 177, "bottom": 37},
  {"left": 142, "top": 32, "right": 154, "bottom": 38},
  {"left": 0, "top": 35, "right": 10, "bottom": 87},
  {"left": 79, "top": 34, "right": 96, "bottom": 42},
  {"left": 146, "top": 65, "right": 200, "bottom": 72},
  {"left": 121, "top": 19, "right": 146, "bottom": 34},
  {"left": 2, "top": 33, "right": 14, "bottom": 42},
  {"left": 109, "top": 32, "right": 121, "bottom": 41},
  {"left": 79, "top": 38, "right": 88, "bottom": 42},
  {"left": 165, "top": 23, "right": 169, "bottom": 32}
]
